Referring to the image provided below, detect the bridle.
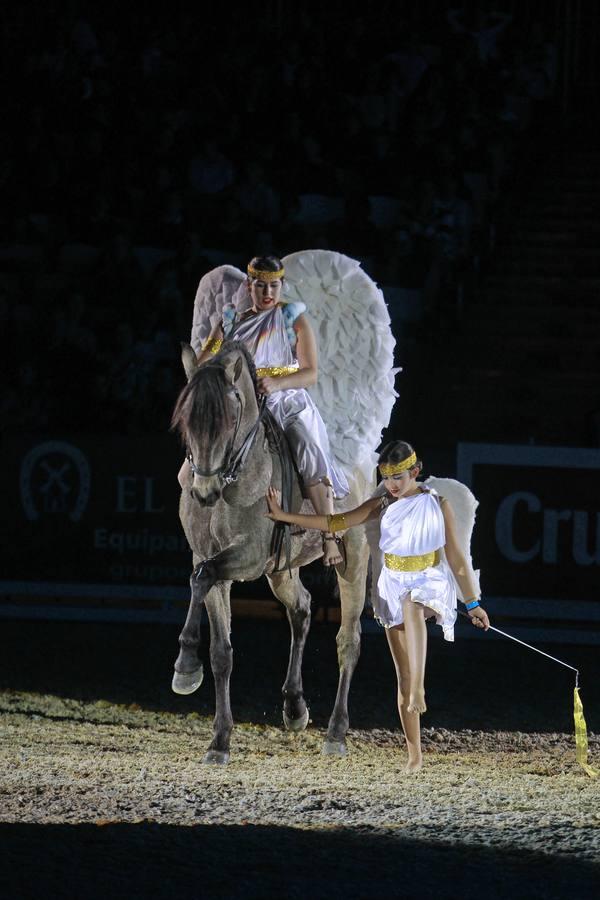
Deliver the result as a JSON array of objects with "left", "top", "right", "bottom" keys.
[
  {"left": 186, "top": 385, "right": 269, "bottom": 486},
  {"left": 185, "top": 369, "right": 296, "bottom": 574}
]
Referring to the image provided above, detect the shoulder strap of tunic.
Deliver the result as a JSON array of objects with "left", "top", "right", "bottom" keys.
[{"left": 222, "top": 301, "right": 307, "bottom": 346}]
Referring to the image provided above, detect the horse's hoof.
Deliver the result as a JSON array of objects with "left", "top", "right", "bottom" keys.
[
  {"left": 321, "top": 740, "right": 347, "bottom": 757},
  {"left": 171, "top": 667, "right": 204, "bottom": 695},
  {"left": 203, "top": 750, "right": 230, "bottom": 766},
  {"left": 283, "top": 707, "right": 310, "bottom": 732}
]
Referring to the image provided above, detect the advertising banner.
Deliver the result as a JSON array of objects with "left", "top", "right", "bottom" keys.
[
  {"left": 0, "top": 433, "right": 335, "bottom": 622},
  {"left": 457, "top": 443, "right": 600, "bottom": 640},
  {"left": 2, "top": 434, "right": 190, "bottom": 589}
]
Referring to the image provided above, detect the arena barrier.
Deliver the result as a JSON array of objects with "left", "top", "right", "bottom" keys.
[{"left": 1, "top": 435, "right": 598, "bottom": 643}]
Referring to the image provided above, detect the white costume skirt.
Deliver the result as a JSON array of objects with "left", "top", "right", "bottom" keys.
[
  {"left": 376, "top": 559, "right": 457, "bottom": 642},
  {"left": 267, "top": 388, "right": 349, "bottom": 499}
]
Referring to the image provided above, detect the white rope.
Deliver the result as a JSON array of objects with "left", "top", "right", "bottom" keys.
[{"left": 460, "top": 612, "right": 580, "bottom": 686}]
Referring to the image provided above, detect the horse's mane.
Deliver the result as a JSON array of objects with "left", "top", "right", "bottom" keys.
[
  {"left": 171, "top": 340, "right": 258, "bottom": 445},
  {"left": 219, "top": 340, "right": 258, "bottom": 390}
]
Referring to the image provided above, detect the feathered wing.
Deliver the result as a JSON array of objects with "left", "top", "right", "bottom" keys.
[
  {"left": 424, "top": 476, "right": 481, "bottom": 599},
  {"left": 190, "top": 265, "right": 247, "bottom": 356},
  {"left": 282, "top": 250, "right": 399, "bottom": 490}
]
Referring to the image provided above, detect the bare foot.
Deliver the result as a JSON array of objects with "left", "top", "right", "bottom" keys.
[
  {"left": 407, "top": 688, "right": 427, "bottom": 715},
  {"left": 322, "top": 535, "right": 343, "bottom": 567},
  {"left": 405, "top": 752, "right": 423, "bottom": 774}
]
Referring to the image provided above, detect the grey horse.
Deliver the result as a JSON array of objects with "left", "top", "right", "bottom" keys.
[{"left": 170, "top": 340, "right": 370, "bottom": 764}]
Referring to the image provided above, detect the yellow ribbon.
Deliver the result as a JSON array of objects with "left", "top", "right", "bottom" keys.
[{"left": 574, "top": 687, "right": 598, "bottom": 778}]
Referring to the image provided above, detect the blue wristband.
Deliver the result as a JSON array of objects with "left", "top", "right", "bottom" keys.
[{"left": 465, "top": 599, "right": 480, "bottom": 610}]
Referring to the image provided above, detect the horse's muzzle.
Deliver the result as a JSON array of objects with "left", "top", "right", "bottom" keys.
[{"left": 190, "top": 483, "right": 221, "bottom": 507}]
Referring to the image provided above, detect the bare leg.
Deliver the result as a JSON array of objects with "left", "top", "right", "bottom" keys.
[
  {"left": 402, "top": 593, "right": 428, "bottom": 715},
  {"left": 386, "top": 625, "right": 423, "bottom": 773},
  {"left": 305, "top": 480, "right": 343, "bottom": 566}
]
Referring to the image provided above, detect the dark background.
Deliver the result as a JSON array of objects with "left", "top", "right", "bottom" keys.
[
  {"left": 3, "top": 0, "right": 599, "bottom": 451},
  {"left": 2, "top": 4, "right": 600, "bottom": 898},
  {"left": 2, "top": 0, "right": 599, "bottom": 632},
  {"left": 1, "top": 1, "right": 599, "bottom": 623}
]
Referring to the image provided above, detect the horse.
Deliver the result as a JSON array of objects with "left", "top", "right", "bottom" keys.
[{"left": 170, "top": 339, "right": 370, "bottom": 764}]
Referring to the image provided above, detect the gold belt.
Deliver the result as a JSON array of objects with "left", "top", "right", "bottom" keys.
[
  {"left": 256, "top": 365, "right": 299, "bottom": 378},
  {"left": 384, "top": 549, "right": 441, "bottom": 572}
]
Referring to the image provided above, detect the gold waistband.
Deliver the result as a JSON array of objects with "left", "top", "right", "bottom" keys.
[
  {"left": 384, "top": 549, "right": 441, "bottom": 572},
  {"left": 256, "top": 365, "right": 299, "bottom": 378}
]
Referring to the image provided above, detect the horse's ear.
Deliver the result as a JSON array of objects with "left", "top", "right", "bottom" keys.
[
  {"left": 224, "top": 354, "right": 244, "bottom": 384},
  {"left": 181, "top": 343, "right": 198, "bottom": 382}
]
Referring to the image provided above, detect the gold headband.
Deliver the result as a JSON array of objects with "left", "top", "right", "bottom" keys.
[
  {"left": 379, "top": 452, "right": 417, "bottom": 477},
  {"left": 247, "top": 264, "right": 285, "bottom": 282}
]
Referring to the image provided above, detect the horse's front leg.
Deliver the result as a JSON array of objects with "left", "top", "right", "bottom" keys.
[
  {"left": 172, "top": 561, "right": 217, "bottom": 695},
  {"left": 203, "top": 581, "right": 234, "bottom": 765},
  {"left": 267, "top": 569, "right": 311, "bottom": 731},
  {"left": 323, "top": 531, "right": 368, "bottom": 756}
]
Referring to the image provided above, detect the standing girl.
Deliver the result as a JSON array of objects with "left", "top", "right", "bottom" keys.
[{"left": 266, "top": 440, "right": 490, "bottom": 773}]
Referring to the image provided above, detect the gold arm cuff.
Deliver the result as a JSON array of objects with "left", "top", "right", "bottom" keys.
[
  {"left": 327, "top": 513, "right": 348, "bottom": 533},
  {"left": 256, "top": 365, "right": 299, "bottom": 378},
  {"left": 384, "top": 549, "right": 441, "bottom": 572},
  {"left": 203, "top": 337, "right": 223, "bottom": 355}
]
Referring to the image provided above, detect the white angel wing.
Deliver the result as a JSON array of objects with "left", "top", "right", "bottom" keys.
[
  {"left": 190, "top": 265, "right": 247, "bottom": 356},
  {"left": 282, "top": 250, "right": 399, "bottom": 488},
  {"left": 424, "top": 476, "right": 481, "bottom": 598},
  {"left": 189, "top": 251, "right": 399, "bottom": 493}
]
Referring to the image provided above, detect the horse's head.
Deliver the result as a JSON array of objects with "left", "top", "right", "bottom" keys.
[{"left": 172, "top": 341, "right": 259, "bottom": 507}]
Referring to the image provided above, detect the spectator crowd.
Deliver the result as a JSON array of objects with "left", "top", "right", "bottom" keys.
[{"left": 1, "top": 3, "right": 558, "bottom": 433}]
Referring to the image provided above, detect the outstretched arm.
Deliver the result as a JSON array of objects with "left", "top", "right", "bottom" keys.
[
  {"left": 265, "top": 486, "right": 384, "bottom": 531},
  {"left": 441, "top": 499, "right": 490, "bottom": 630}
]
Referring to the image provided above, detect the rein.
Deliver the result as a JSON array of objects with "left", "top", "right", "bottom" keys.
[{"left": 185, "top": 364, "right": 295, "bottom": 573}]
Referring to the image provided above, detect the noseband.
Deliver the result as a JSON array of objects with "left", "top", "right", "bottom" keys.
[{"left": 187, "top": 386, "right": 268, "bottom": 486}]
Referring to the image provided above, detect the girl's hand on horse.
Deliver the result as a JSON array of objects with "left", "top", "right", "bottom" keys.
[
  {"left": 258, "top": 376, "right": 278, "bottom": 395},
  {"left": 468, "top": 605, "right": 490, "bottom": 630},
  {"left": 265, "top": 486, "right": 283, "bottom": 519}
]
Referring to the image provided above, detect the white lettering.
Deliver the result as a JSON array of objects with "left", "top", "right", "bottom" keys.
[
  {"left": 144, "top": 477, "right": 165, "bottom": 513},
  {"left": 93, "top": 527, "right": 189, "bottom": 556},
  {"left": 116, "top": 476, "right": 138, "bottom": 513},
  {"left": 94, "top": 528, "right": 108, "bottom": 548},
  {"left": 542, "top": 508, "right": 571, "bottom": 564},
  {"left": 573, "top": 511, "right": 600, "bottom": 565},
  {"left": 109, "top": 531, "right": 125, "bottom": 553},
  {"left": 495, "top": 492, "right": 541, "bottom": 562}
]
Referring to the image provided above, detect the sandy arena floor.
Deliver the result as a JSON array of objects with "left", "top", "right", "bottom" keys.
[{"left": 0, "top": 618, "right": 598, "bottom": 899}]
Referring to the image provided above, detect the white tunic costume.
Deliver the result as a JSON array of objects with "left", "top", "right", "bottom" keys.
[
  {"left": 224, "top": 301, "right": 349, "bottom": 499},
  {"left": 376, "top": 487, "right": 457, "bottom": 641}
]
